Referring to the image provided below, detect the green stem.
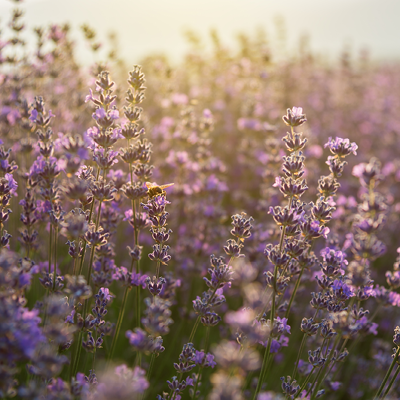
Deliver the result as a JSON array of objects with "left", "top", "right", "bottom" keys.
[
  {"left": 294, "top": 366, "right": 315, "bottom": 399},
  {"left": 72, "top": 330, "right": 83, "bottom": 378},
  {"left": 52, "top": 226, "right": 58, "bottom": 292},
  {"left": 253, "top": 196, "right": 293, "bottom": 400},
  {"left": 292, "top": 333, "right": 307, "bottom": 380},
  {"left": 86, "top": 247, "right": 96, "bottom": 289},
  {"left": 285, "top": 265, "right": 305, "bottom": 319},
  {"left": 147, "top": 353, "right": 156, "bottom": 380},
  {"left": 324, "top": 355, "right": 338, "bottom": 383},
  {"left": 169, "top": 372, "right": 183, "bottom": 400},
  {"left": 156, "top": 260, "right": 161, "bottom": 281},
  {"left": 369, "top": 304, "right": 382, "bottom": 322},
  {"left": 307, "top": 365, "right": 324, "bottom": 398},
  {"left": 74, "top": 200, "right": 103, "bottom": 376},
  {"left": 133, "top": 197, "right": 140, "bottom": 268},
  {"left": 86, "top": 200, "right": 102, "bottom": 288},
  {"left": 321, "top": 338, "right": 329, "bottom": 358},
  {"left": 78, "top": 245, "right": 86, "bottom": 276},
  {"left": 256, "top": 289, "right": 272, "bottom": 322},
  {"left": 338, "top": 338, "right": 349, "bottom": 356},
  {"left": 382, "top": 364, "right": 400, "bottom": 399},
  {"left": 131, "top": 256, "right": 140, "bottom": 331},
  {"left": 188, "top": 240, "right": 239, "bottom": 343},
  {"left": 311, "top": 333, "right": 341, "bottom": 399},
  {"left": 191, "top": 366, "right": 204, "bottom": 399},
  {"left": 189, "top": 327, "right": 210, "bottom": 399},
  {"left": 374, "top": 346, "right": 400, "bottom": 400},
  {"left": 78, "top": 169, "right": 100, "bottom": 276},
  {"left": 108, "top": 286, "right": 130, "bottom": 362},
  {"left": 140, "top": 353, "right": 156, "bottom": 400},
  {"left": 189, "top": 316, "right": 201, "bottom": 343},
  {"left": 204, "top": 326, "right": 210, "bottom": 352},
  {"left": 347, "top": 305, "right": 381, "bottom": 355},
  {"left": 42, "top": 222, "right": 54, "bottom": 329},
  {"left": 315, "top": 303, "right": 352, "bottom": 391},
  {"left": 243, "top": 371, "right": 254, "bottom": 394},
  {"left": 188, "top": 284, "right": 220, "bottom": 343},
  {"left": 252, "top": 338, "right": 271, "bottom": 400},
  {"left": 48, "top": 224, "right": 53, "bottom": 277},
  {"left": 72, "top": 257, "right": 77, "bottom": 275},
  {"left": 132, "top": 197, "right": 141, "bottom": 332},
  {"left": 136, "top": 284, "right": 141, "bottom": 329},
  {"left": 92, "top": 327, "right": 97, "bottom": 370},
  {"left": 262, "top": 340, "right": 274, "bottom": 383}
]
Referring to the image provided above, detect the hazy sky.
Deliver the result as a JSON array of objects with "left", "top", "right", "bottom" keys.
[{"left": 1, "top": 0, "right": 400, "bottom": 64}]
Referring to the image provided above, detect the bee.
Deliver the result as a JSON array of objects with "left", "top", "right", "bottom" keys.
[{"left": 145, "top": 182, "right": 174, "bottom": 199}]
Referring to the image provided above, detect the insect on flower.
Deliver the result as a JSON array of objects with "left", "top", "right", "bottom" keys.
[{"left": 145, "top": 182, "right": 174, "bottom": 199}]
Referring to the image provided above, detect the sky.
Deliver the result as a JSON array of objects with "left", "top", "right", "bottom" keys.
[{"left": 1, "top": 0, "right": 400, "bottom": 65}]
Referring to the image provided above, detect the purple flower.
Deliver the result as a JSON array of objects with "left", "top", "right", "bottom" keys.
[
  {"left": 357, "top": 285, "right": 374, "bottom": 301},
  {"left": 389, "top": 291, "right": 400, "bottom": 307},
  {"left": 321, "top": 247, "right": 348, "bottom": 269},
  {"left": 5, "top": 173, "right": 18, "bottom": 194},
  {"left": 371, "top": 286, "right": 400, "bottom": 306},
  {"left": 332, "top": 279, "right": 354, "bottom": 300},
  {"left": 185, "top": 376, "right": 194, "bottom": 386},
  {"left": 330, "top": 382, "right": 341, "bottom": 391},
  {"left": 65, "top": 309, "right": 76, "bottom": 324},
  {"left": 19, "top": 273, "right": 32, "bottom": 288},
  {"left": 131, "top": 272, "right": 148, "bottom": 288},
  {"left": 123, "top": 209, "right": 136, "bottom": 221},
  {"left": 282, "top": 107, "right": 307, "bottom": 127},
  {"left": 93, "top": 148, "right": 119, "bottom": 168},
  {"left": 206, "top": 174, "right": 228, "bottom": 191},
  {"left": 206, "top": 353, "right": 216, "bottom": 368},
  {"left": 29, "top": 109, "right": 38, "bottom": 122},
  {"left": 126, "top": 328, "right": 147, "bottom": 348},
  {"left": 269, "top": 206, "right": 304, "bottom": 227},
  {"left": 108, "top": 364, "right": 149, "bottom": 394},
  {"left": 193, "top": 350, "right": 205, "bottom": 364},
  {"left": 270, "top": 336, "right": 289, "bottom": 353},
  {"left": 85, "top": 88, "right": 94, "bottom": 103},
  {"left": 193, "top": 350, "right": 216, "bottom": 368},
  {"left": 29, "top": 156, "right": 60, "bottom": 178},
  {"left": 109, "top": 109, "right": 119, "bottom": 119},
  {"left": 292, "top": 107, "right": 303, "bottom": 117},
  {"left": 312, "top": 221, "right": 329, "bottom": 239},
  {"left": 277, "top": 317, "right": 291, "bottom": 335},
  {"left": 352, "top": 163, "right": 365, "bottom": 178},
  {"left": 301, "top": 219, "right": 330, "bottom": 241},
  {"left": 94, "top": 108, "right": 107, "bottom": 119},
  {"left": 225, "top": 308, "right": 255, "bottom": 327},
  {"left": 272, "top": 176, "right": 282, "bottom": 188},
  {"left": 324, "top": 137, "right": 358, "bottom": 157},
  {"left": 12, "top": 308, "right": 45, "bottom": 360},
  {"left": 98, "top": 287, "right": 112, "bottom": 302},
  {"left": 47, "top": 378, "right": 69, "bottom": 394},
  {"left": 357, "top": 316, "right": 378, "bottom": 335}
]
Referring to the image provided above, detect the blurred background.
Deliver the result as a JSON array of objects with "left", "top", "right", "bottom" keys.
[
  {"left": 1, "top": 0, "right": 400, "bottom": 64},
  {"left": 1, "top": 1, "right": 400, "bottom": 398}
]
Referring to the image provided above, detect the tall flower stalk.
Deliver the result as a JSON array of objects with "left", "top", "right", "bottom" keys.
[
  {"left": 109, "top": 65, "right": 153, "bottom": 362},
  {"left": 253, "top": 107, "right": 309, "bottom": 399},
  {"left": 71, "top": 70, "right": 120, "bottom": 377},
  {"left": 374, "top": 327, "right": 400, "bottom": 399}
]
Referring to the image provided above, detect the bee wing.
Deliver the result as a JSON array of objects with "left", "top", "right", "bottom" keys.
[
  {"left": 145, "top": 182, "right": 156, "bottom": 189},
  {"left": 159, "top": 183, "right": 174, "bottom": 189}
]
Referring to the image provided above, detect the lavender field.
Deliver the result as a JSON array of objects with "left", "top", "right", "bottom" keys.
[{"left": 1, "top": 2, "right": 400, "bottom": 399}]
